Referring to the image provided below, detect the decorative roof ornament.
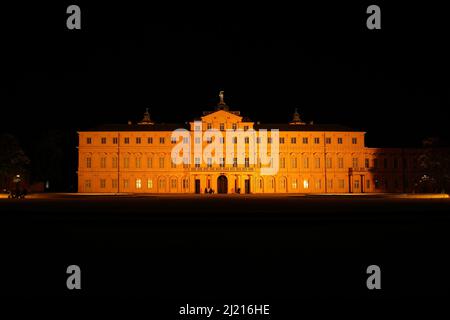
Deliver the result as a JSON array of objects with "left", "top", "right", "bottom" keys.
[
  {"left": 216, "top": 90, "right": 230, "bottom": 111},
  {"left": 138, "top": 108, "right": 155, "bottom": 125},
  {"left": 289, "top": 108, "right": 306, "bottom": 125}
]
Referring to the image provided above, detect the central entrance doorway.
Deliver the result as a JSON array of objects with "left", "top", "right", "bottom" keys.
[{"left": 217, "top": 175, "right": 228, "bottom": 194}]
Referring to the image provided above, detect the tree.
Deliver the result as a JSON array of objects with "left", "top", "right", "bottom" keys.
[
  {"left": 416, "top": 137, "right": 450, "bottom": 193},
  {"left": 0, "top": 134, "right": 30, "bottom": 190}
]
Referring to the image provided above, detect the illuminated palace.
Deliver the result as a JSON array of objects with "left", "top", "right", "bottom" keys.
[{"left": 78, "top": 92, "right": 420, "bottom": 194}]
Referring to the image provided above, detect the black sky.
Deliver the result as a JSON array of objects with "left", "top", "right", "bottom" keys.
[{"left": 2, "top": 2, "right": 450, "bottom": 150}]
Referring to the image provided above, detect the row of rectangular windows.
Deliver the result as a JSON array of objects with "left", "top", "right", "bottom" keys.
[
  {"left": 85, "top": 136, "right": 359, "bottom": 145},
  {"left": 85, "top": 156, "right": 403, "bottom": 170}
]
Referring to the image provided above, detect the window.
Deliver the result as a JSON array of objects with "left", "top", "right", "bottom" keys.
[
  {"left": 315, "top": 179, "right": 322, "bottom": 189},
  {"left": 233, "top": 137, "right": 238, "bottom": 144},
  {"left": 220, "top": 158, "right": 225, "bottom": 168},
  {"left": 232, "top": 123, "right": 237, "bottom": 130},
  {"left": 147, "top": 179, "right": 153, "bottom": 189},
  {"left": 326, "top": 157, "right": 332, "bottom": 169},
  {"left": 85, "top": 180, "right": 91, "bottom": 189},
  {"left": 147, "top": 157, "right": 153, "bottom": 168},
  {"left": 134, "top": 157, "right": 140, "bottom": 168},
  {"left": 112, "top": 179, "right": 118, "bottom": 189},
  {"left": 182, "top": 179, "right": 189, "bottom": 189},
  {"left": 233, "top": 158, "right": 238, "bottom": 167},
  {"left": 291, "top": 137, "right": 297, "bottom": 144},
  {"left": 220, "top": 123, "right": 225, "bottom": 131},
  {"left": 279, "top": 137, "right": 285, "bottom": 144},
  {"left": 354, "top": 180, "right": 360, "bottom": 189},
  {"left": 195, "top": 157, "right": 201, "bottom": 168},
  {"left": 292, "top": 179, "right": 298, "bottom": 189},
  {"left": 328, "top": 179, "right": 333, "bottom": 189},
  {"left": 303, "top": 157, "right": 309, "bottom": 169},
  {"left": 219, "top": 137, "right": 224, "bottom": 144},
  {"left": 352, "top": 137, "right": 357, "bottom": 144},
  {"left": 171, "top": 137, "right": 177, "bottom": 144},
  {"left": 373, "top": 159, "right": 379, "bottom": 169},
  {"left": 100, "top": 179, "right": 106, "bottom": 188},
  {"left": 159, "top": 137, "right": 165, "bottom": 144},
  {"left": 366, "top": 179, "right": 371, "bottom": 189},
  {"left": 393, "top": 158, "right": 399, "bottom": 169},
  {"left": 86, "top": 157, "right": 92, "bottom": 169},
  {"left": 86, "top": 138, "right": 92, "bottom": 144},
  {"left": 338, "top": 157, "right": 344, "bottom": 169},
  {"left": 123, "top": 179, "right": 129, "bottom": 189},
  {"left": 245, "top": 158, "right": 250, "bottom": 168},
  {"left": 171, "top": 179, "right": 177, "bottom": 189},
  {"left": 302, "top": 137, "right": 308, "bottom": 144},
  {"left": 183, "top": 137, "right": 189, "bottom": 144},
  {"left": 101, "top": 137, "right": 107, "bottom": 144},
  {"left": 207, "top": 123, "right": 212, "bottom": 130},
  {"left": 315, "top": 158, "right": 320, "bottom": 169},
  {"left": 339, "top": 179, "right": 345, "bottom": 188},
  {"left": 112, "top": 157, "right": 118, "bottom": 168},
  {"left": 352, "top": 158, "right": 358, "bottom": 168},
  {"left": 245, "top": 137, "right": 249, "bottom": 144},
  {"left": 207, "top": 158, "right": 212, "bottom": 168},
  {"left": 365, "top": 158, "right": 370, "bottom": 168},
  {"left": 136, "top": 179, "right": 142, "bottom": 189},
  {"left": 124, "top": 157, "right": 129, "bottom": 168},
  {"left": 268, "top": 137, "right": 272, "bottom": 144},
  {"left": 280, "top": 158, "right": 286, "bottom": 169},
  {"left": 136, "top": 137, "right": 141, "bottom": 144},
  {"left": 314, "top": 137, "right": 320, "bottom": 144},
  {"left": 195, "top": 125, "right": 201, "bottom": 131},
  {"left": 113, "top": 137, "right": 118, "bottom": 144},
  {"left": 291, "top": 157, "right": 297, "bottom": 169},
  {"left": 195, "top": 137, "right": 201, "bottom": 144},
  {"left": 244, "top": 126, "right": 249, "bottom": 131},
  {"left": 325, "top": 137, "right": 331, "bottom": 144},
  {"left": 159, "top": 179, "right": 166, "bottom": 190},
  {"left": 124, "top": 137, "right": 130, "bottom": 144},
  {"left": 256, "top": 137, "right": 261, "bottom": 144},
  {"left": 100, "top": 157, "right": 107, "bottom": 168},
  {"left": 303, "top": 179, "right": 309, "bottom": 189},
  {"left": 337, "top": 137, "right": 343, "bottom": 144},
  {"left": 159, "top": 157, "right": 164, "bottom": 168},
  {"left": 147, "top": 137, "right": 153, "bottom": 144},
  {"left": 206, "top": 137, "right": 212, "bottom": 144}
]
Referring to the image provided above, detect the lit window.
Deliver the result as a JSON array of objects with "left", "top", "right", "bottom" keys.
[
  {"left": 303, "top": 179, "right": 309, "bottom": 189},
  {"left": 136, "top": 179, "right": 141, "bottom": 189},
  {"left": 292, "top": 179, "right": 298, "bottom": 189},
  {"left": 315, "top": 179, "right": 322, "bottom": 189},
  {"left": 147, "top": 179, "right": 153, "bottom": 189}
]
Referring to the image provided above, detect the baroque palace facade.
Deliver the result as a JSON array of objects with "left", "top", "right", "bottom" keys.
[{"left": 78, "top": 92, "right": 421, "bottom": 194}]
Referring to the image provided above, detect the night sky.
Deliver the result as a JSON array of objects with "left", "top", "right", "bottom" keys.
[{"left": 2, "top": 2, "right": 450, "bottom": 183}]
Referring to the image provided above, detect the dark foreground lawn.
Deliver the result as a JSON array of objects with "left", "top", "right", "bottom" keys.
[{"left": 1, "top": 194, "right": 449, "bottom": 302}]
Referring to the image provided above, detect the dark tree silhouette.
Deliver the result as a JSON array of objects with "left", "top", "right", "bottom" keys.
[{"left": 0, "top": 134, "right": 30, "bottom": 190}]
